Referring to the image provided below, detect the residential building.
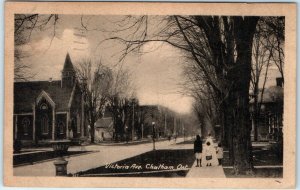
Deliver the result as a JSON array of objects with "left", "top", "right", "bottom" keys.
[{"left": 250, "top": 77, "right": 283, "bottom": 141}]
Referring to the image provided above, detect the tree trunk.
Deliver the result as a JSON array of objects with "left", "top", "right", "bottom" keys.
[
  {"left": 90, "top": 122, "right": 95, "bottom": 144},
  {"left": 231, "top": 90, "right": 253, "bottom": 174},
  {"left": 253, "top": 80, "right": 259, "bottom": 141},
  {"left": 253, "top": 111, "right": 259, "bottom": 141},
  {"left": 222, "top": 17, "right": 258, "bottom": 175},
  {"left": 229, "top": 17, "right": 258, "bottom": 174}
]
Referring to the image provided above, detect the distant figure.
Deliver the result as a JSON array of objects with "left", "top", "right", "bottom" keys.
[
  {"left": 194, "top": 135, "right": 203, "bottom": 167},
  {"left": 174, "top": 136, "right": 177, "bottom": 143},
  {"left": 216, "top": 143, "right": 224, "bottom": 165},
  {"left": 204, "top": 141, "right": 213, "bottom": 166},
  {"left": 168, "top": 135, "right": 171, "bottom": 141}
]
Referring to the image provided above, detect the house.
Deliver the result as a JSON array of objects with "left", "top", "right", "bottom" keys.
[
  {"left": 250, "top": 77, "right": 284, "bottom": 141},
  {"left": 13, "top": 53, "right": 88, "bottom": 145},
  {"left": 94, "top": 117, "right": 114, "bottom": 142}
]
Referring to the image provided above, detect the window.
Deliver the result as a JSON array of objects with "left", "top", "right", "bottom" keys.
[
  {"left": 41, "top": 115, "right": 49, "bottom": 134},
  {"left": 22, "top": 118, "right": 30, "bottom": 135},
  {"left": 58, "top": 122, "right": 65, "bottom": 134},
  {"left": 40, "top": 103, "right": 48, "bottom": 110}
]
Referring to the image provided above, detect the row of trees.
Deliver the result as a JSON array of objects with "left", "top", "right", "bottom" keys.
[
  {"left": 75, "top": 59, "right": 137, "bottom": 143},
  {"left": 13, "top": 14, "right": 139, "bottom": 143},
  {"left": 183, "top": 17, "right": 284, "bottom": 142},
  {"left": 179, "top": 16, "right": 284, "bottom": 173},
  {"left": 14, "top": 14, "right": 285, "bottom": 175},
  {"left": 94, "top": 15, "right": 284, "bottom": 174},
  {"left": 13, "top": 14, "right": 195, "bottom": 143},
  {"left": 76, "top": 59, "right": 196, "bottom": 142}
]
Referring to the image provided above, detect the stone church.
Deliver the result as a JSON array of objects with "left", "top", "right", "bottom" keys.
[{"left": 13, "top": 53, "right": 88, "bottom": 145}]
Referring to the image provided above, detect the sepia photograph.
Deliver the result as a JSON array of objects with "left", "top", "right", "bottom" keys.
[{"left": 4, "top": 2, "right": 296, "bottom": 188}]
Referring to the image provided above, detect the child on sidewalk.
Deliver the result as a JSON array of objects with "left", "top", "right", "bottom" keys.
[
  {"left": 216, "top": 143, "right": 223, "bottom": 166},
  {"left": 204, "top": 141, "right": 213, "bottom": 166},
  {"left": 194, "top": 135, "right": 203, "bottom": 167}
]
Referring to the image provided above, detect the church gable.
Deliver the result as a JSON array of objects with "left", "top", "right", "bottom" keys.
[
  {"left": 14, "top": 53, "right": 88, "bottom": 144},
  {"left": 14, "top": 54, "right": 79, "bottom": 114},
  {"left": 14, "top": 81, "right": 74, "bottom": 113},
  {"left": 36, "top": 90, "right": 55, "bottom": 108}
]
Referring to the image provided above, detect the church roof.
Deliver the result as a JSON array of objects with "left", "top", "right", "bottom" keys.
[
  {"left": 14, "top": 80, "right": 74, "bottom": 113},
  {"left": 63, "top": 53, "right": 75, "bottom": 71}
]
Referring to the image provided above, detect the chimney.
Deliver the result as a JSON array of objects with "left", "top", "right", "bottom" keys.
[
  {"left": 276, "top": 77, "right": 283, "bottom": 87},
  {"left": 49, "top": 77, "right": 53, "bottom": 82}
]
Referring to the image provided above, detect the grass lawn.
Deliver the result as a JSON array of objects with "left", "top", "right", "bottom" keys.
[
  {"left": 76, "top": 149, "right": 195, "bottom": 177},
  {"left": 224, "top": 168, "right": 283, "bottom": 178},
  {"left": 176, "top": 139, "right": 194, "bottom": 145},
  {"left": 13, "top": 151, "right": 92, "bottom": 167},
  {"left": 222, "top": 144, "right": 283, "bottom": 178},
  {"left": 100, "top": 138, "right": 168, "bottom": 146}
]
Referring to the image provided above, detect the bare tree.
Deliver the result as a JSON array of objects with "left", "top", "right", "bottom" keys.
[
  {"left": 181, "top": 61, "right": 219, "bottom": 137},
  {"left": 88, "top": 15, "right": 259, "bottom": 174},
  {"left": 105, "top": 66, "right": 136, "bottom": 141},
  {"left": 76, "top": 59, "right": 113, "bottom": 143},
  {"left": 251, "top": 22, "right": 272, "bottom": 142},
  {"left": 80, "top": 15, "right": 286, "bottom": 174},
  {"left": 250, "top": 17, "right": 284, "bottom": 141},
  {"left": 263, "top": 17, "right": 285, "bottom": 82}
]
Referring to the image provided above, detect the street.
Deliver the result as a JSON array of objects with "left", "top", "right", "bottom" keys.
[{"left": 14, "top": 138, "right": 187, "bottom": 176}]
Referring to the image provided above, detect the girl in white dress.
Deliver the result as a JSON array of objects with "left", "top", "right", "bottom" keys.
[
  {"left": 204, "top": 141, "right": 213, "bottom": 166},
  {"left": 202, "top": 134, "right": 218, "bottom": 166}
]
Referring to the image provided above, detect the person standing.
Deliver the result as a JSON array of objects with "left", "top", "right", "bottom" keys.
[
  {"left": 204, "top": 141, "right": 213, "bottom": 166},
  {"left": 203, "top": 133, "right": 218, "bottom": 166},
  {"left": 216, "top": 143, "right": 224, "bottom": 165},
  {"left": 194, "top": 135, "right": 203, "bottom": 167}
]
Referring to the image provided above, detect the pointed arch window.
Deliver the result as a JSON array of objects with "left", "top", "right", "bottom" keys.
[
  {"left": 22, "top": 118, "right": 30, "bottom": 135},
  {"left": 41, "top": 115, "right": 49, "bottom": 134},
  {"left": 58, "top": 121, "right": 65, "bottom": 134}
]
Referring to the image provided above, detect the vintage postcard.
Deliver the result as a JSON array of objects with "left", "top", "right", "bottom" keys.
[{"left": 4, "top": 2, "right": 296, "bottom": 188}]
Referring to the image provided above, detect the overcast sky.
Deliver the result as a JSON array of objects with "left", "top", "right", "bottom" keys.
[
  {"left": 20, "top": 15, "right": 194, "bottom": 114},
  {"left": 19, "top": 15, "right": 281, "bottom": 114}
]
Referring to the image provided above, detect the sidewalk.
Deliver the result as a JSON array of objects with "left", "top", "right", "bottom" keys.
[{"left": 186, "top": 161, "right": 226, "bottom": 178}]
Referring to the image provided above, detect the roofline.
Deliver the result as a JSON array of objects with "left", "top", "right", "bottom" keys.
[
  {"left": 68, "top": 81, "right": 78, "bottom": 109},
  {"left": 36, "top": 90, "right": 56, "bottom": 107}
]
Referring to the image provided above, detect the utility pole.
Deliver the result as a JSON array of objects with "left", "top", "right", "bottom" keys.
[
  {"left": 141, "top": 123, "right": 144, "bottom": 139},
  {"left": 173, "top": 117, "right": 176, "bottom": 136},
  {"left": 131, "top": 99, "right": 135, "bottom": 141},
  {"left": 183, "top": 122, "right": 185, "bottom": 142},
  {"left": 152, "top": 122, "right": 156, "bottom": 150},
  {"left": 164, "top": 112, "right": 167, "bottom": 137}
]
